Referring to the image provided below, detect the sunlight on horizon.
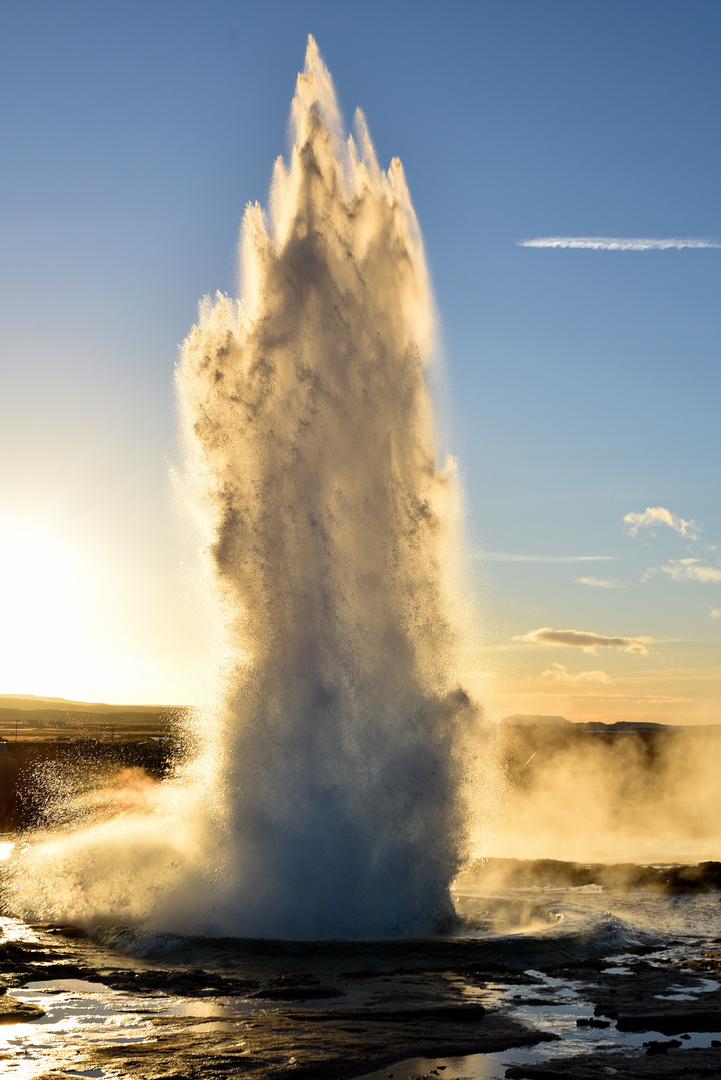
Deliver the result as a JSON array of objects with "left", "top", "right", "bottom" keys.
[{"left": 0, "top": 521, "right": 190, "bottom": 706}]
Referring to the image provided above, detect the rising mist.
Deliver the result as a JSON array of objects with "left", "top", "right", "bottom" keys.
[{"left": 3, "top": 38, "right": 485, "bottom": 939}]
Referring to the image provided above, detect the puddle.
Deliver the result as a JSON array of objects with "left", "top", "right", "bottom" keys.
[
  {"left": 650, "top": 975, "right": 719, "bottom": 1001},
  {"left": 1, "top": 979, "right": 273, "bottom": 1079}
]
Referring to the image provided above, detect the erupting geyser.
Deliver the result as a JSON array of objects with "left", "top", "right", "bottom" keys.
[{"left": 4, "top": 37, "right": 483, "bottom": 939}]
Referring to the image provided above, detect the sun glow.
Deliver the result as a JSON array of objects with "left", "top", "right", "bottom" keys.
[{"left": 0, "top": 521, "right": 101, "bottom": 699}]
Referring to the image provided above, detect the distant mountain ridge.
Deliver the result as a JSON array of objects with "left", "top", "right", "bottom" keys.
[
  {"left": 503, "top": 713, "right": 717, "bottom": 731},
  {"left": 0, "top": 694, "right": 179, "bottom": 714}
]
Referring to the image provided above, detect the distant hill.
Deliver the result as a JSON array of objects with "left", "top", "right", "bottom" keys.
[
  {"left": 0, "top": 694, "right": 180, "bottom": 714},
  {"left": 502, "top": 714, "right": 717, "bottom": 733},
  {"left": 0, "top": 695, "right": 187, "bottom": 743},
  {"left": 503, "top": 714, "right": 572, "bottom": 727}
]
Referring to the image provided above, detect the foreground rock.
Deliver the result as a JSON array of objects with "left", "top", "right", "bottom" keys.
[
  {"left": 470, "top": 857, "right": 721, "bottom": 894},
  {"left": 0, "top": 928, "right": 554, "bottom": 1079},
  {"left": 90, "top": 1007, "right": 551, "bottom": 1080},
  {"left": 505, "top": 1045, "right": 721, "bottom": 1079},
  {"left": 3, "top": 916, "right": 721, "bottom": 1079},
  {"left": 543, "top": 948, "right": 721, "bottom": 1035},
  {"left": 0, "top": 992, "right": 45, "bottom": 1023}
]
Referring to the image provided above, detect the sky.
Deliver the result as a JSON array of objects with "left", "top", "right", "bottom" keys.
[{"left": 1, "top": 1, "right": 719, "bottom": 721}]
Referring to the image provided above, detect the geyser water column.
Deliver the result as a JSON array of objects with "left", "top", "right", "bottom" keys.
[
  {"left": 176, "top": 36, "right": 478, "bottom": 937},
  {"left": 3, "top": 37, "right": 482, "bottom": 939}
]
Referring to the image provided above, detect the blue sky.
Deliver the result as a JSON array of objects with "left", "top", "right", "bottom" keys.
[{"left": 1, "top": 1, "right": 719, "bottom": 717}]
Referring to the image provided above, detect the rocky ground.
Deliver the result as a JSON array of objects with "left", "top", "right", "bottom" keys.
[
  {"left": 2, "top": 923, "right": 721, "bottom": 1079},
  {"left": 501, "top": 945, "right": 721, "bottom": 1080},
  {"left": 0, "top": 925, "right": 552, "bottom": 1079}
]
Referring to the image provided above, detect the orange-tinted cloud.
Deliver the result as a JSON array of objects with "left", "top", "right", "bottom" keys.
[{"left": 514, "top": 627, "right": 655, "bottom": 655}]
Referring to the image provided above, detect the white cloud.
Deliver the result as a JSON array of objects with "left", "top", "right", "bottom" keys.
[
  {"left": 541, "top": 662, "right": 612, "bottom": 684},
  {"left": 518, "top": 237, "right": 721, "bottom": 251},
  {"left": 514, "top": 627, "right": 655, "bottom": 655},
  {"left": 624, "top": 506, "right": 700, "bottom": 540},
  {"left": 661, "top": 559, "right": 721, "bottom": 584},
  {"left": 575, "top": 576, "right": 621, "bottom": 589},
  {"left": 711, "top": 608, "right": 721, "bottom": 619}
]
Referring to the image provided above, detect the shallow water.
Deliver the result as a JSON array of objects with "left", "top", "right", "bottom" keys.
[{"left": 2, "top": 879, "right": 721, "bottom": 1078}]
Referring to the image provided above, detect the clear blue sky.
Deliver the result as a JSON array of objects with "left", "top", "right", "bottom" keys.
[{"left": 1, "top": 1, "right": 719, "bottom": 718}]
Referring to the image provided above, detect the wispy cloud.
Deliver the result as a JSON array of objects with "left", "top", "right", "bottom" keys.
[
  {"left": 575, "top": 576, "right": 622, "bottom": 589},
  {"left": 624, "top": 506, "right": 700, "bottom": 540},
  {"left": 519, "top": 237, "right": 721, "bottom": 251},
  {"left": 661, "top": 559, "right": 721, "bottom": 584},
  {"left": 514, "top": 627, "right": 655, "bottom": 655},
  {"left": 478, "top": 552, "right": 616, "bottom": 563},
  {"left": 541, "top": 662, "right": 612, "bottom": 684}
]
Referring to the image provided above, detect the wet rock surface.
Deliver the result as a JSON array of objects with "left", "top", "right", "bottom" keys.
[
  {"left": 544, "top": 949, "right": 721, "bottom": 1034},
  {"left": 504, "top": 1046, "right": 721, "bottom": 1078},
  {"left": 0, "top": 993, "right": 45, "bottom": 1022},
  {"left": 89, "top": 1008, "right": 549, "bottom": 1080},
  {"left": 500, "top": 949, "right": 721, "bottom": 1079},
  {"left": 0, "top": 924, "right": 554, "bottom": 1078},
  {"left": 3, "top": 922, "right": 721, "bottom": 1078},
  {"left": 475, "top": 857, "right": 721, "bottom": 894}
]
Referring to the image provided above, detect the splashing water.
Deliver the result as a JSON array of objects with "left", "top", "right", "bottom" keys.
[{"left": 3, "top": 38, "right": 483, "bottom": 939}]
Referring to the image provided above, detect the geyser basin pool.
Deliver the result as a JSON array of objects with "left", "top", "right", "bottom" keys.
[
  {"left": 2, "top": 879, "right": 721, "bottom": 1080},
  {"left": 3, "top": 37, "right": 483, "bottom": 940}
]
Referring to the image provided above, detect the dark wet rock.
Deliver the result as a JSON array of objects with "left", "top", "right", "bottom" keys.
[
  {"left": 616, "top": 1008, "right": 721, "bottom": 1035},
  {"left": 33, "top": 923, "right": 90, "bottom": 939},
  {"left": 353, "top": 1003, "right": 487, "bottom": 1022},
  {"left": 456, "top": 962, "right": 546, "bottom": 986},
  {"left": 645, "top": 1038, "right": 683, "bottom": 1054},
  {"left": 515, "top": 997, "right": 561, "bottom": 1006},
  {"left": 252, "top": 972, "right": 344, "bottom": 1000},
  {"left": 538, "top": 953, "right": 721, "bottom": 1039},
  {"left": 100, "top": 967, "right": 260, "bottom": 997},
  {"left": 0, "top": 935, "right": 102, "bottom": 991},
  {"left": 23, "top": 963, "right": 91, "bottom": 981},
  {"left": 474, "top": 856, "right": 721, "bottom": 894},
  {"left": 504, "top": 1045, "right": 721, "bottom": 1078},
  {"left": 674, "top": 948, "right": 721, "bottom": 977},
  {"left": 0, "top": 941, "right": 63, "bottom": 965},
  {"left": 86, "top": 1007, "right": 554, "bottom": 1080},
  {"left": 0, "top": 993, "right": 45, "bottom": 1022}
]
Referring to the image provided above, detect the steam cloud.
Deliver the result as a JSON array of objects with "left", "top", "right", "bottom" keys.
[
  {"left": 3, "top": 37, "right": 483, "bottom": 939},
  {"left": 488, "top": 724, "right": 721, "bottom": 865}
]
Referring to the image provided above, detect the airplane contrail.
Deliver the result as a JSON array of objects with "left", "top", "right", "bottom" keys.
[{"left": 518, "top": 236, "right": 721, "bottom": 251}]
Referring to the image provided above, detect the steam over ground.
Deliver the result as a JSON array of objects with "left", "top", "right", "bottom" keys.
[
  {"left": 486, "top": 721, "right": 721, "bottom": 866},
  {"left": 3, "top": 38, "right": 486, "bottom": 938}
]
